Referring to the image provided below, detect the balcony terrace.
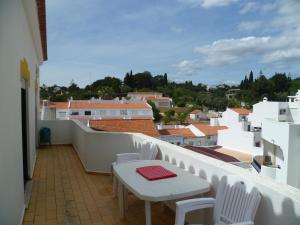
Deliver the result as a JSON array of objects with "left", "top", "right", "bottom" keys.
[
  {"left": 23, "top": 145, "right": 174, "bottom": 225},
  {"left": 24, "top": 119, "right": 300, "bottom": 225}
]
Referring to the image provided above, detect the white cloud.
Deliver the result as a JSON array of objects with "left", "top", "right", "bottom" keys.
[
  {"left": 178, "top": 0, "right": 239, "bottom": 9},
  {"left": 173, "top": 60, "right": 202, "bottom": 76},
  {"left": 173, "top": 0, "right": 300, "bottom": 76},
  {"left": 272, "top": 0, "right": 300, "bottom": 33},
  {"left": 238, "top": 21, "right": 262, "bottom": 31},
  {"left": 239, "top": 2, "right": 258, "bottom": 14},
  {"left": 239, "top": 1, "right": 277, "bottom": 14},
  {"left": 195, "top": 36, "right": 272, "bottom": 65},
  {"left": 262, "top": 49, "right": 300, "bottom": 64}
]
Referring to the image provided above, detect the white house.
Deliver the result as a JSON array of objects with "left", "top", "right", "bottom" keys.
[
  {"left": 127, "top": 92, "right": 173, "bottom": 108},
  {"left": 41, "top": 99, "right": 154, "bottom": 120},
  {"left": 189, "top": 109, "right": 208, "bottom": 120},
  {"left": 0, "top": 0, "right": 47, "bottom": 224},
  {"left": 187, "top": 123, "right": 228, "bottom": 146},
  {"left": 127, "top": 91, "right": 163, "bottom": 100},
  {"left": 215, "top": 108, "right": 263, "bottom": 156},
  {"left": 248, "top": 93, "right": 300, "bottom": 188}
]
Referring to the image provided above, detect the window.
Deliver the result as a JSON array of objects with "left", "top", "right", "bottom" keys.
[
  {"left": 71, "top": 111, "right": 79, "bottom": 115},
  {"left": 99, "top": 110, "right": 106, "bottom": 115},
  {"left": 279, "top": 109, "right": 286, "bottom": 115},
  {"left": 120, "top": 109, "right": 128, "bottom": 115},
  {"left": 84, "top": 111, "right": 91, "bottom": 115},
  {"left": 58, "top": 112, "right": 66, "bottom": 117}
]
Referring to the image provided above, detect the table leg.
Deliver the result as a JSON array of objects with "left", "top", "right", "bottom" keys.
[
  {"left": 118, "top": 182, "right": 125, "bottom": 218},
  {"left": 124, "top": 188, "right": 128, "bottom": 210},
  {"left": 145, "top": 201, "right": 151, "bottom": 225}
]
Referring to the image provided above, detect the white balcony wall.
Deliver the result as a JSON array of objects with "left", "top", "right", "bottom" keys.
[{"left": 38, "top": 120, "right": 300, "bottom": 225}]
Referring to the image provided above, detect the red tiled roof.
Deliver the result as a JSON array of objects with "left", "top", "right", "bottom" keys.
[
  {"left": 158, "top": 128, "right": 195, "bottom": 138},
  {"left": 89, "top": 119, "right": 159, "bottom": 137},
  {"left": 48, "top": 102, "right": 68, "bottom": 109},
  {"left": 36, "top": 0, "right": 47, "bottom": 60},
  {"left": 190, "top": 109, "right": 202, "bottom": 114},
  {"left": 70, "top": 102, "right": 151, "bottom": 109},
  {"left": 145, "top": 96, "right": 171, "bottom": 102},
  {"left": 230, "top": 108, "right": 251, "bottom": 115},
  {"left": 193, "top": 124, "right": 228, "bottom": 136}
]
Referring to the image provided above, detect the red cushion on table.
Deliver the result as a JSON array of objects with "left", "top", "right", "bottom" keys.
[{"left": 136, "top": 165, "right": 177, "bottom": 181}]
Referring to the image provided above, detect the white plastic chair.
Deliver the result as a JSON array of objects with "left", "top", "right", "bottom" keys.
[
  {"left": 175, "top": 176, "right": 261, "bottom": 225},
  {"left": 112, "top": 141, "right": 158, "bottom": 195}
]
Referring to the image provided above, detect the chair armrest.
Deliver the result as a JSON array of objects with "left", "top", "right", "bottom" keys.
[
  {"left": 176, "top": 198, "right": 216, "bottom": 212},
  {"left": 230, "top": 222, "right": 254, "bottom": 225},
  {"left": 175, "top": 198, "right": 215, "bottom": 225},
  {"left": 116, "top": 153, "right": 140, "bottom": 164}
]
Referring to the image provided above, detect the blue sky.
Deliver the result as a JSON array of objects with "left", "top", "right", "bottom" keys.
[{"left": 41, "top": 0, "right": 300, "bottom": 87}]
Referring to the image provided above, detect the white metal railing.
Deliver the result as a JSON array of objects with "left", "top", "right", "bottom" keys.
[{"left": 38, "top": 119, "right": 300, "bottom": 225}]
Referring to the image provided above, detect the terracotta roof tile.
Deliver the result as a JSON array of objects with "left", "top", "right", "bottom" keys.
[
  {"left": 48, "top": 102, "right": 68, "bottom": 109},
  {"left": 230, "top": 108, "right": 251, "bottom": 115},
  {"left": 89, "top": 119, "right": 159, "bottom": 137},
  {"left": 190, "top": 109, "right": 202, "bottom": 114},
  {"left": 70, "top": 102, "right": 151, "bottom": 109},
  {"left": 193, "top": 123, "right": 228, "bottom": 136},
  {"left": 158, "top": 128, "right": 195, "bottom": 138},
  {"left": 145, "top": 96, "right": 171, "bottom": 102}
]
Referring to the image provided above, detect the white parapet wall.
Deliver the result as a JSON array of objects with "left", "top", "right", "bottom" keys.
[{"left": 38, "top": 120, "right": 300, "bottom": 225}]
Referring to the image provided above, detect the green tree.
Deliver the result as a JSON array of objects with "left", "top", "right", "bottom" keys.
[
  {"left": 97, "top": 86, "right": 114, "bottom": 99},
  {"left": 147, "top": 101, "right": 161, "bottom": 122},
  {"left": 176, "top": 112, "right": 187, "bottom": 124},
  {"left": 164, "top": 109, "right": 175, "bottom": 117}
]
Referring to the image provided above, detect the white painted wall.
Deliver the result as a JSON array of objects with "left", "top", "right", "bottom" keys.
[
  {"left": 0, "top": 0, "right": 43, "bottom": 224},
  {"left": 262, "top": 118, "right": 300, "bottom": 188}
]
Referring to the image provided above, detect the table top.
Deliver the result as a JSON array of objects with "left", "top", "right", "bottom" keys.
[{"left": 114, "top": 160, "right": 210, "bottom": 202}]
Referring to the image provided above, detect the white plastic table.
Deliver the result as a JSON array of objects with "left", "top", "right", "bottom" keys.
[{"left": 113, "top": 160, "right": 210, "bottom": 225}]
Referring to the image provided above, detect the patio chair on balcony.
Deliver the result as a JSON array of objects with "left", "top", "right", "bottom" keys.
[
  {"left": 175, "top": 175, "right": 261, "bottom": 225},
  {"left": 112, "top": 141, "right": 159, "bottom": 196}
]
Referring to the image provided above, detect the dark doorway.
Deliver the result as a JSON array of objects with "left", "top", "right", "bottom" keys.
[{"left": 21, "top": 88, "right": 30, "bottom": 188}]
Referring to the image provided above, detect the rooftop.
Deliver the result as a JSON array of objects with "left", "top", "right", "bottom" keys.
[
  {"left": 190, "top": 109, "right": 203, "bottom": 114},
  {"left": 145, "top": 96, "right": 171, "bottom": 102},
  {"left": 89, "top": 119, "right": 160, "bottom": 137},
  {"left": 158, "top": 128, "right": 195, "bottom": 138},
  {"left": 192, "top": 123, "right": 228, "bottom": 136},
  {"left": 230, "top": 108, "right": 251, "bottom": 115},
  {"left": 70, "top": 102, "right": 151, "bottom": 109}
]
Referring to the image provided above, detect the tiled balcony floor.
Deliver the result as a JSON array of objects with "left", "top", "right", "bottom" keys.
[{"left": 23, "top": 145, "right": 175, "bottom": 225}]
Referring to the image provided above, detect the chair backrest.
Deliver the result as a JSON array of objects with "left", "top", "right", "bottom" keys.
[
  {"left": 139, "top": 142, "right": 158, "bottom": 160},
  {"left": 214, "top": 176, "right": 261, "bottom": 225}
]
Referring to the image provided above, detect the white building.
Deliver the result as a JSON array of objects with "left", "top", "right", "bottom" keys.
[
  {"left": 158, "top": 123, "right": 227, "bottom": 147},
  {"left": 0, "top": 0, "right": 47, "bottom": 224},
  {"left": 189, "top": 109, "right": 208, "bottom": 120},
  {"left": 41, "top": 99, "right": 154, "bottom": 120},
  {"left": 215, "top": 108, "right": 262, "bottom": 156},
  {"left": 127, "top": 92, "right": 173, "bottom": 108},
  {"left": 248, "top": 94, "right": 300, "bottom": 188}
]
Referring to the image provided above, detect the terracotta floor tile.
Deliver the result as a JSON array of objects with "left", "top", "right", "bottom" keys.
[{"left": 23, "top": 145, "right": 175, "bottom": 225}]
